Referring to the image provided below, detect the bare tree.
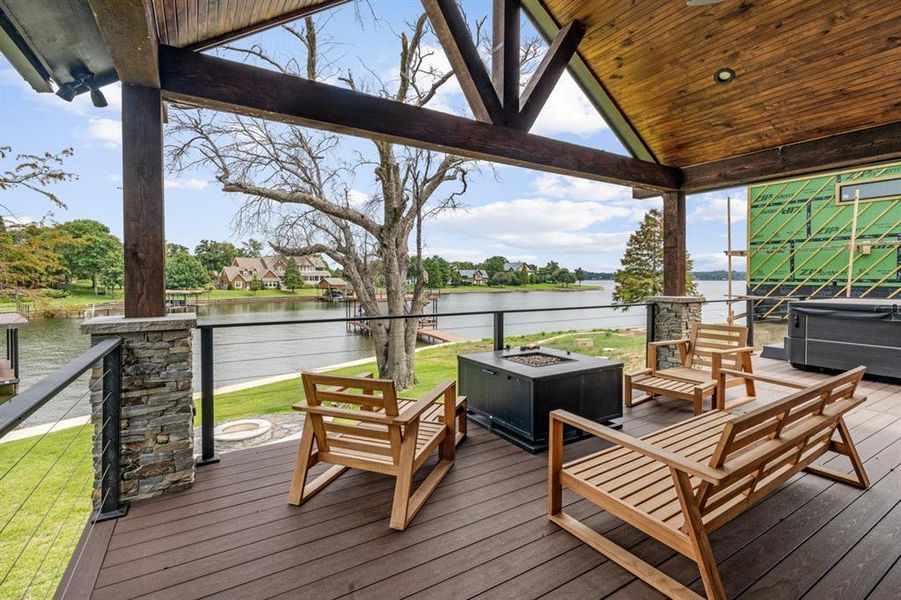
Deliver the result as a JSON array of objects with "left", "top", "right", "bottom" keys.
[
  {"left": 0, "top": 146, "right": 75, "bottom": 217},
  {"left": 168, "top": 15, "right": 475, "bottom": 388}
]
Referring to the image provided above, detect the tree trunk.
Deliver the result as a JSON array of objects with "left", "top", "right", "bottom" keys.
[{"left": 92, "top": 274, "right": 98, "bottom": 295}]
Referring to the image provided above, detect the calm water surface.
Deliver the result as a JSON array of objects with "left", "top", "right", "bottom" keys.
[{"left": 11, "top": 280, "right": 744, "bottom": 426}]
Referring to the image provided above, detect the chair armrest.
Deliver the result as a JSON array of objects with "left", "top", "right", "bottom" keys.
[
  {"left": 647, "top": 338, "right": 690, "bottom": 348},
  {"left": 293, "top": 402, "right": 396, "bottom": 424},
  {"left": 707, "top": 346, "right": 754, "bottom": 356},
  {"left": 717, "top": 368, "right": 808, "bottom": 389},
  {"left": 550, "top": 410, "right": 725, "bottom": 484},
  {"left": 395, "top": 380, "right": 456, "bottom": 424}
]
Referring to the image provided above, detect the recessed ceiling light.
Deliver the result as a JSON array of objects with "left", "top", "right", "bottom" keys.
[
  {"left": 687, "top": 0, "right": 726, "bottom": 6},
  {"left": 714, "top": 67, "right": 736, "bottom": 84}
]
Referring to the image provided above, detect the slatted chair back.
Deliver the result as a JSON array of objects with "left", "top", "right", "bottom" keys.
[
  {"left": 301, "top": 372, "right": 403, "bottom": 464},
  {"left": 697, "top": 366, "right": 866, "bottom": 527},
  {"left": 685, "top": 323, "right": 748, "bottom": 372}
]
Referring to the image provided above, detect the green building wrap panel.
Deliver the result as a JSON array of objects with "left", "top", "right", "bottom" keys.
[{"left": 748, "top": 161, "right": 901, "bottom": 317}]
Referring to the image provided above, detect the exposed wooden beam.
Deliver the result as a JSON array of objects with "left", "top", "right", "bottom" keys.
[
  {"left": 682, "top": 121, "right": 901, "bottom": 192},
  {"left": 633, "top": 188, "right": 661, "bottom": 200},
  {"left": 492, "top": 0, "right": 520, "bottom": 124},
  {"left": 518, "top": 19, "right": 585, "bottom": 131},
  {"left": 520, "top": 0, "right": 656, "bottom": 163},
  {"left": 159, "top": 45, "right": 680, "bottom": 191},
  {"left": 663, "top": 191, "right": 687, "bottom": 296},
  {"left": 87, "top": 0, "right": 158, "bottom": 87},
  {"left": 421, "top": 0, "right": 503, "bottom": 124},
  {"left": 122, "top": 84, "right": 165, "bottom": 318}
]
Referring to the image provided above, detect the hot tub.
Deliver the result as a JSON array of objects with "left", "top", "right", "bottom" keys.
[{"left": 786, "top": 299, "right": 901, "bottom": 381}]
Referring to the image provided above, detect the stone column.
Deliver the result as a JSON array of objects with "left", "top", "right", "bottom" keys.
[
  {"left": 647, "top": 296, "right": 703, "bottom": 369},
  {"left": 82, "top": 314, "right": 196, "bottom": 504}
]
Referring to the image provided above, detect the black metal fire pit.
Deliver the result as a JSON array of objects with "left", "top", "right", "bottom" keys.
[{"left": 458, "top": 347, "right": 623, "bottom": 452}]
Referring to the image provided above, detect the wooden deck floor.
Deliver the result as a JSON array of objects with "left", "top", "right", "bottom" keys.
[{"left": 57, "top": 357, "right": 901, "bottom": 599}]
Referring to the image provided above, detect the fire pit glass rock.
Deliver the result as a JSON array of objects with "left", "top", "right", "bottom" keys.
[{"left": 504, "top": 352, "right": 574, "bottom": 368}]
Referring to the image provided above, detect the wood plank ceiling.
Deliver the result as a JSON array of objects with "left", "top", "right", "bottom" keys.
[
  {"left": 540, "top": 0, "right": 901, "bottom": 167},
  {"left": 148, "top": 0, "right": 341, "bottom": 48}
]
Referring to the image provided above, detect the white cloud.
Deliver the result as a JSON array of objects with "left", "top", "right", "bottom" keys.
[
  {"left": 165, "top": 178, "right": 209, "bottom": 190},
  {"left": 688, "top": 190, "right": 747, "bottom": 223},
  {"left": 532, "top": 173, "right": 630, "bottom": 202},
  {"left": 530, "top": 72, "right": 609, "bottom": 137},
  {"left": 83, "top": 118, "right": 122, "bottom": 147},
  {"left": 346, "top": 189, "right": 371, "bottom": 207},
  {"left": 430, "top": 198, "right": 632, "bottom": 254}
]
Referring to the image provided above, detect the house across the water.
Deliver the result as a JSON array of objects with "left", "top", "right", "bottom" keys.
[
  {"left": 217, "top": 255, "right": 330, "bottom": 289},
  {"left": 458, "top": 268, "right": 487, "bottom": 285},
  {"left": 503, "top": 261, "right": 534, "bottom": 279}
]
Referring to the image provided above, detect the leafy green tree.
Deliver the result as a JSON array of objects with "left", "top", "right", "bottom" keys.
[
  {"left": 556, "top": 268, "right": 576, "bottom": 287},
  {"left": 166, "top": 243, "right": 190, "bottom": 256},
  {"left": 481, "top": 255, "right": 508, "bottom": 276},
  {"left": 613, "top": 209, "right": 697, "bottom": 305},
  {"left": 574, "top": 268, "right": 586, "bottom": 285},
  {"left": 0, "top": 223, "right": 74, "bottom": 289},
  {"left": 165, "top": 252, "right": 209, "bottom": 289},
  {"left": 56, "top": 219, "right": 122, "bottom": 294},
  {"left": 489, "top": 271, "right": 513, "bottom": 286},
  {"left": 194, "top": 240, "right": 239, "bottom": 276},
  {"left": 98, "top": 252, "right": 124, "bottom": 292},
  {"left": 422, "top": 255, "right": 454, "bottom": 288},
  {"left": 240, "top": 239, "right": 264, "bottom": 258},
  {"left": 282, "top": 257, "right": 303, "bottom": 291}
]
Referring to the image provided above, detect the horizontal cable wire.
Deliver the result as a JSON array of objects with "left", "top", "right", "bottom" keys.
[
  {"left": 0, "top": 408, "right": 109, "bottom": 540},
  {"left": 0, "top": 415, "right": 105, "bottom": 587},
  {"left": 0, "top": 377, "right": 107, "bottom": 484}
]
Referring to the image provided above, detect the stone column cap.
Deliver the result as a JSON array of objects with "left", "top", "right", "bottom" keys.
[
  {"left": 81, "top": 313, "right": 197, "bottom": 334},
  {"left": 645, "top": 295, "right": 705, "bottom": 304}
]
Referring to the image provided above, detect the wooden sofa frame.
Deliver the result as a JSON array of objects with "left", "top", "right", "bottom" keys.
[
  {"left": 288, "top": 372, "right": 466, "bottom": 530},
  {"left": 625, "top": 323, "right": 755, "bottom": 415},
  {"left": 550, "top": 366, "right": 869, "bottom": 599}
]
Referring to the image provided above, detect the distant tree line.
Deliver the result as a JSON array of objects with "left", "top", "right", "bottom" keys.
[{"left": 406, "top": 255, "right": 586, "bottom": 288}]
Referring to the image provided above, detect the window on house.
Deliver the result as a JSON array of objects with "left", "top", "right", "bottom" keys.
[
  {"left": 234, "top": 281, "right": 243, "bottom": 288},
  {"left": 838, "top": 176, "right": 901, "bottom": 203}
]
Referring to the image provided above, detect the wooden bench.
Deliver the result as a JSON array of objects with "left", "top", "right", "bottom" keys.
[
  {"left": 549, "top": 366, "right": 869, "bottom": 599},
  {"left": 288, "top": 372, "right": 465, "bottom": 530},
  {"left": 625, "top": 323, "right": 755, "bottom": 415}
]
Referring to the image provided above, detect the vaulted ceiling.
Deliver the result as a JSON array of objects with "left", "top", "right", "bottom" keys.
[{"left": 539, "top": 0, "right": 901, "bottom": 167}]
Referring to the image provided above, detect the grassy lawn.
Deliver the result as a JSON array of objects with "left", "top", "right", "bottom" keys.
[
  {"left": 0, "top": 426, "right": 94, "bottom": 600},
  {"left": 202, "top": 327, "right": 645, "bottom": 423},
  {"left": 0, "top": 283, "right": 123, "bottom": 313}
]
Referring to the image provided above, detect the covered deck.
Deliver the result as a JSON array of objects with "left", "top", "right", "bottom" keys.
[{"left": 59, "top": 357, "right": 901, "bottom": 600}]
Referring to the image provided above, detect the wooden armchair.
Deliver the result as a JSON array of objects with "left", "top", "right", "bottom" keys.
[
  {"left": 625, "top": 323, "right": 755, "bottom": 415},
  {"left": 288, "top": 372, "right": 464, "bottom": 530},
  {"left": 550, "top": 366, "right": 869, "bottom": 600}
]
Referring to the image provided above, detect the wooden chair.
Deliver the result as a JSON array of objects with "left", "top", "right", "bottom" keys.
[
  {"left": 288, "top": 372, "right": 465, "bottom": 530},
  {"left": 549, "top": 366, "right": 869, "bottom": 600},
  {"left": 625, "top": 323, "right": 755, "bottom": 415}
]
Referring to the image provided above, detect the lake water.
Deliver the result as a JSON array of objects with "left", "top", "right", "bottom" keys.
[{"left": 11, "top": 280, "right": 745, "bottom": 427}]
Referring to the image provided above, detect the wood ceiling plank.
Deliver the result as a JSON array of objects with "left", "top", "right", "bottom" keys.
[{"left": 541, "top": 0, "right": 901, "bottom": 166}]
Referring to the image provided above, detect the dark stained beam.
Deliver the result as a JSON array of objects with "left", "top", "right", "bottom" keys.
[
  {"left": 87, "top": 0, "right": 159, "bottom": 87},
  {"left": 633, "top": 188, "right": 661, "bottom": 200},
  {"left": 682, "top": 121, "right": 901, "bottom": 192},
  {"left": 517, "top": 20, "right": 585, "bottom": 131},
  {"left": 122, "top": 84, "right": 165, "bottom": 318},
  {"left": 159, "top": 45, "right": 680, "bottom": 191},
  {"left": 663, "top": 191, "right": 687, "bottom": 296},
  {"left": 492, "top": 0, "right": 520, "bottom": 123},
  {"left": 520, "top": 0, "right": 656, "bottom": 163},
  {"left": 421, "top": 0, "right": 503, "bottom": 124}
]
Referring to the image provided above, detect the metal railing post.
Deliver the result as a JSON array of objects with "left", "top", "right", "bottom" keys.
[
  {"left": 95, "top": 342, "right": 127, "bottom": 521},
  {"left": 197, "top": 326, "right": 219, "bottom": 465},
  {"left": 746, "top": 298, "right": 755, "bottom": 347},
  {"left": 645, "top": 302, "right": 656, "bottom": 367},
  {"left": 493, "top": 312, "right": 505, "bottom": 351}
]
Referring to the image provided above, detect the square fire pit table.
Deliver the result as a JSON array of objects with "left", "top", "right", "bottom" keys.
[{"left": 458, "top": 347, "right": 623, "bottom": 453}]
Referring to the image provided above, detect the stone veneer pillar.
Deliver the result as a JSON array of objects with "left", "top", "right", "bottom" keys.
[
  {"left": 81, "top": 314, "right": 196, "bottom": 504},
  {"left": 647, "top": 296, "right": 704, "bottom": 370}
]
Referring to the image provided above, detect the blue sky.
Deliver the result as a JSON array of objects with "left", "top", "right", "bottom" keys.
[{"left": 0, "top": 0, "right": 747, "bottom": 272}]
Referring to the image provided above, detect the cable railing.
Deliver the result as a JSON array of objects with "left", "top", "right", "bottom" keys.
[
  {"left": 194, "top": 300, "right": 755, "bottom": 463},
  {"left": 0, "top": 337, "right": 125, "bottom": 600}
]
